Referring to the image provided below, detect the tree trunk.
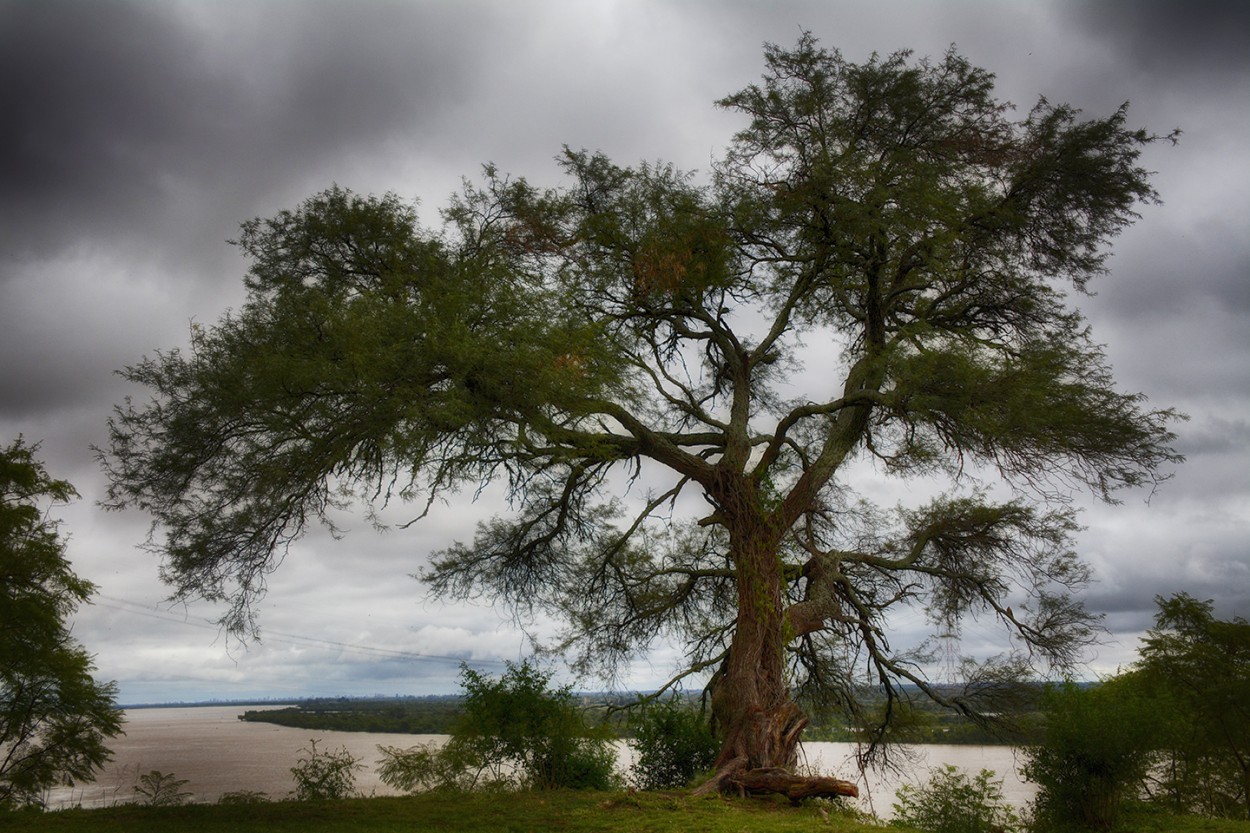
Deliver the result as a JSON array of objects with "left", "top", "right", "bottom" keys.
[{"left": 694, "top": 530, "right": 858, "bottom": 801}]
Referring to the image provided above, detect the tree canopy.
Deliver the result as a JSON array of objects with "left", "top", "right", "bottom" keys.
[
  {"left": 102, "top": 35, "right": 1180, "bottom": 794},
  {"left": 1136, "top": 594, "right": 1250, "bottom": 818},
  {"left": 1, "top": 438, "right": 122, "bottom": 810}
]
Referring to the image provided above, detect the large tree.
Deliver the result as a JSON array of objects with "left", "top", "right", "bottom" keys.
[
  {"left": 2, "top": 439, "right": 122, "bottom": 809},
  {"left": 102, "top": 37, "right": 1179, "bottom": 795}
]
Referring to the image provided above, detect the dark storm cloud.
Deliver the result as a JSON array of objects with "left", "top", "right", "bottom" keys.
[
  {"left": 1110, "top": 224, "right": 1250, "bottom": 317},
  {"left": 1086, "top": 540, "right": 1250, "bottom": 632},
  {"left": 0, "top": 0, "right": 525, "bottom": 422},
  {"left": 1067, "top": 0, "right": 1250, "bottom": 78},
  {"left": 0, "top": 0, "right": 514, "bottom": 262},
  {"left": 1, "top": 1, "right": 225, "bottom": 258}
]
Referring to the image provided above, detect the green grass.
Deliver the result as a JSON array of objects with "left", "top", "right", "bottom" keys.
[
  {"left": 1114, "top": 803, "right": 1250, "bottom": 833},
  {"left": 10, "top": 791, "right": 890, "bottom": 833},
  {"left": 12, "top": 792, "right": 1250, "bottom": 833}
]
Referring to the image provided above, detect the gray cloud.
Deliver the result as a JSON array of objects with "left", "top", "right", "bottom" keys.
[
  {"left": 0, "top": 2, "right": 495, "bottom": 261},
  {"left": 1066, "top": 0, "right": 1250, "bottom": 79},
  {"left": 2, "top": 1, "right": 227, "bottom": 259},
  {"left": 1, "top": 0, "right": 1246, "bottom": 702}
]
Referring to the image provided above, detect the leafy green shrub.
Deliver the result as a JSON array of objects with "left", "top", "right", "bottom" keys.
[
  {"left": 377, "top": 661, "right": 619, "bottom": 792},
  {"left": 629, "top": 698, "right": 718, "bottom": 790},
  {"left": 377, "top": 740, "right": 489, "bottom": 792},
  {"left": 133, "top": 770, "right": 192, "bottom": 806},
  {"left": 552, "top": 740, "right": 620, "bottom": 791},
  {"left": 891, "top": 765, "right": 1021, "bottom": 833},
  {"left": 454, "top": 661, "right": 619, "bottom": 791},
  {"left": 290, "top": 739, "right": 363, "bottom": 800},
  {"left": 1023, "top": 679, "right": 1158, "bottom": 831}
]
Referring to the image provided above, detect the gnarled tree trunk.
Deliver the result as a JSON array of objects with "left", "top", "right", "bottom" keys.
[{"left": 694, "top": 530, "right": 858, "bottom": 801}]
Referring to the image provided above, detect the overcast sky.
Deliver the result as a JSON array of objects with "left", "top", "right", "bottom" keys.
[{"left": 2, "top": 0, "right": 1247, "bottom": 705}]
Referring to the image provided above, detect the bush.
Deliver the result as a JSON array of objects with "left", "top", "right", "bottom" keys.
[
  {"left": 133, "top": 770, "right": 192, "bottom": 806},
  {"left": 1023, "top": 679, "right": 1158, "bottom": 831},
  {"left": 549, "top": 740, "right": 620, "bottom": 791},
  {"left": 891, "top": 765, "right": 1021, "bottom": 833},
  {"left": 376, "top": 661, "right": 619, "bottom": 793},
  {"left": 377, "top": 742, "right": 476, "bottom": 792},
  {"left": 629, "top": 698, "right": 718, "bottom": 790},
  {"left": 290, "top": 739, "right": 363, "bottom": 800}
]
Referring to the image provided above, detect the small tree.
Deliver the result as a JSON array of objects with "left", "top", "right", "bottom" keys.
[
  {"left": 1, "top": 438, "right": 123, "bottom": 810},
  {"left": 630, "top": 698, "right": 718, "bottom": 790},
  {"left": 133, "top": 770, "right": 192, "bottom": 806},
  {"left": 377, "top": 741, "right": 479, "bottom": 793},
  {"left": 1023, "top": 678, "right": 1158, "bottom": 831},
  {"left": 891, "top": 765, "right": 1021, "bottom": 833},
  {"left": 290, "top": 739, "right": 362, "bottom": 801},
  {"left": 451, "top": 661, "right": 618, "bottom": 790},
  {"left": 1135, "top": 593, "right": 1250, "bottom": 819},
  {"left": 377, "top": 661, "right": 618, "bottom": 792}
]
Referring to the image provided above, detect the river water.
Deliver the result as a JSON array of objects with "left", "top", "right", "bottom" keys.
[{"left": 46, "top": 706, "right": 1035, "bottom": 817}]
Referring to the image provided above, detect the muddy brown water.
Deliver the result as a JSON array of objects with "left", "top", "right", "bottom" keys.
[{"left": 45, "top": 706, "right": 1035, "bottom": 817}]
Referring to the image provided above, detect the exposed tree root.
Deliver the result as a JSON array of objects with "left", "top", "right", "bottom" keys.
[
  {"left": 693, "top": 759, "right": 859, "bottom": 803},
  {"left": 692, "top": 698, "right": 857, "bottom": 803}
]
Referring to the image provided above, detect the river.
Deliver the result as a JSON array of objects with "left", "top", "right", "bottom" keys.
[{"left": 45, "top": 706, "right": 1035, "bottom": 817}]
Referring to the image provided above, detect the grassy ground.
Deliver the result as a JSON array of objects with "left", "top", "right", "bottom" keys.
[
  {"left": 1115, "top": 803, "right": 1250, "bottom": 833},
  {"left": 11, "top": 791, "right": 1250, "bottom": 833},
  {"left": 8, "top": 791, "right": 890, "bottom": 833}
]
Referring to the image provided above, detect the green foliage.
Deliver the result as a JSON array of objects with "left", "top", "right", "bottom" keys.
[
  {"left": 0, "top": 790, "right": 913, "bottom": 833},
  {"left": 1023, "top": 679, "right": 1158, "bottom": 831},
  {"left": 133, "top": 770, "right": 192, "bottom": 806},
  {"left": 376, "top": 661, "right": 619, "bottom": 793},
  {"left": 376, "top": 741, "right": 477, "bottom": 793},
  {"left": 1114, "top": 802, "right": 1250, "bottom": 833},
  {"left": 629, "top": 698, "right": 719, "bottom": 789},
  {"left": 1134, "top": 594, "right": 1250, "bottom": 820},
  {"left": 1, "top": 438, "right": 123, "bottom": 810},
  {"left": 891, "top": 765, "right": 1021, "bottom": 833},
  {"left": 290, "top": 740, "right": 363, "bottom": 801},
  {"left": 450, "top": 661, "right": 619, "bottom": 790}
]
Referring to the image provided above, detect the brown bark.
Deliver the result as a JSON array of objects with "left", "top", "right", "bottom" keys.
[
  {"left": 694, "top": 697, "right": 859, "bottom": 800},
  {"left": 729, "top": 768, "right": 859, "bottom": 802},
  {"left": 708, "top": 525, "right": 793, "bottom": 767},
  {"left": 693, "top": 515, "right": 857, "bottom": 802}
]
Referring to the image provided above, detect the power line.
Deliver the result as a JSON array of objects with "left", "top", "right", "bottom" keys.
[{"left": 937, "top": 625, "right": 961, "bottom": 684}]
